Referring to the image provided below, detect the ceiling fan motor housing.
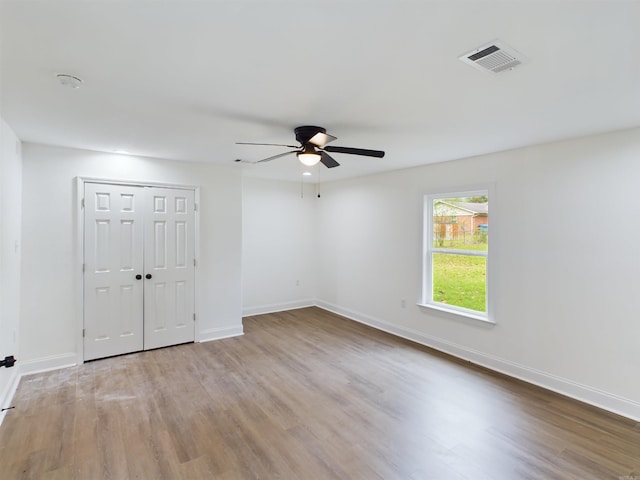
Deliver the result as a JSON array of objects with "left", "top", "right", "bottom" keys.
[{"left": 295, "top": 126, "right": 325, "bottom": 145}]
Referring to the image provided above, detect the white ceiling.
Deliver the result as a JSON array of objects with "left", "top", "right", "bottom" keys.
[{"left": 1, "top": 0, "right": 639, "bottom": 183}]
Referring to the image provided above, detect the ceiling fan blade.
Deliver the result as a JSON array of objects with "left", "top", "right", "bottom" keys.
[
  {"left": 309, "top": 132, "right": 338, "bottom": 147},
  {"left": 256, "top": 150, "right": 298, "bottom": 163},
  {"left": 323, "top": 146, "right": 385, "bottom": 158},
  {"left": 320, "top": 152, "right": 340, "bottom": 168},
  {"left": 236, "top": 142, "right": 299, "bottom": 148}
]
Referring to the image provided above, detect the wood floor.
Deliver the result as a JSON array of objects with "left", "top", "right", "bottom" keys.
[{"left": 0, "top": 307, "right": 638, "bottom": 479}]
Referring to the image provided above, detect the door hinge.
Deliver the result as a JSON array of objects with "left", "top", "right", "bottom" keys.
[
  {"left": 193, "top": 258, "right": 196, "bottom": 267},
  {"left": 193, "top": 313, "right": 196, "bottom": 322},
  {"left": 194, "top": 203, "right": 198, "bottom": 212},
  {"left": 82, "top": 263, "right": 85, "bottom": 272},
  {"left": 82, "top": 329, "right": 85, "bottom": 337},
  {"left": 81, "top": 198, "right": 85, "bottom": 209}
]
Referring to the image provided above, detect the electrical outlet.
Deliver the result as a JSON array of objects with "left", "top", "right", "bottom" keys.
[
  {"left": 295, "top": 280, "right": 300, "bottom": 287},
  {"left": 401, "top": 299, "right": 406, "bottom": 309}
]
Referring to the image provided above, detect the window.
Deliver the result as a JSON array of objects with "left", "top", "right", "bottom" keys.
[{"left": 422, "top": 188, "right": 491, "bottom": 322}]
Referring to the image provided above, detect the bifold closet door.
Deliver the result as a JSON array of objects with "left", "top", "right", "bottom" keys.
[
  {"left": 143, "top": 187, "right": 195, "bottom": 350},
  {"left": 84, "top": 183, "right": 145, "bottom": 361},
  {"left": 84, "top": 184, "right": 195, "bottom": 361}
]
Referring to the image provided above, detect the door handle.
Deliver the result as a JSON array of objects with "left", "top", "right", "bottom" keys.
[
  {"left": 146, "top": 274, "right": 152, "bottom": 279},
  {"left": 135, "top": 274, "right": 142, "bottom": 280}
]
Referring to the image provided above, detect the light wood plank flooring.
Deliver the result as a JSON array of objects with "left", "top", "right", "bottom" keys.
[{"left": 1, "top": 307, "right": 638, "bottom": 479}]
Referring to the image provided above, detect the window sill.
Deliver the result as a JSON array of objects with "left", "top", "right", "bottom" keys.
[{"left": 417, "top": 302, "right": 496, "bottom": 325}]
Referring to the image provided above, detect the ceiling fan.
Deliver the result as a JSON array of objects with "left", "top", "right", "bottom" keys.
[{"left": 235, "top": 125, "right": 385, "bottom": 168}]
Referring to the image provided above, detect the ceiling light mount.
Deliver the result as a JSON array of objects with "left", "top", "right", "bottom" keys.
[{"left": 56, "top": 73, "right": 83, "bottom": 89}]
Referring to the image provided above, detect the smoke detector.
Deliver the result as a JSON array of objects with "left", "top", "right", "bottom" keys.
[
  {"left": 56, "top": 74, "right": 83, "bottom": 88},
  {"left": 459, "top": 40, "right": 527, "bottom": 74}
]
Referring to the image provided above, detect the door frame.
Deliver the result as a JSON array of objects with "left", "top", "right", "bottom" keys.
[{"left": 75, "top": 176, "right": 201, "bottom": 365}]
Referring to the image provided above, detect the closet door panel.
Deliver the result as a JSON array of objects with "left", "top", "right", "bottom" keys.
[
  {"left": 84, "top": 183, "right": 144, "bottom": 360},
  {"left": 143, "top": 187, "right": 195, "bottom": 349}
]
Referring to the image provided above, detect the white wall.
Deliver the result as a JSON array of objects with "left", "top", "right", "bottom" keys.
[
  {"left": 242, "top": 177, "right": 317, "bottom": 315},
  {"left": 0, "top": 116, "right": 22, "bottom": 413},
  {"left": 315, "top": 127, "right": 640, "bottom": 420},
  {"left": 19, "top": 143, "right": 243, "bottom": 371}
]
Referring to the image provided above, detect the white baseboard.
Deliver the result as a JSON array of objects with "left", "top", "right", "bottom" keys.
[
  {"left": 316, "top": 300, "right": 640, "bottom": 421},
  {"left": 0, "top": 368, "right": 20, "bottom": 427},
  {"left": 243, "top": 300, "right": 315, "bottom": 317},
  {"left": 18, "top": 352, "right": 78, "bottom": 377},
  {"left": 199, "top": 325, "right": 244, "bottom": 343}
]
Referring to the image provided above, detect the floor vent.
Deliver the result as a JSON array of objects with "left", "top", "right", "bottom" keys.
[{"left": 459, "top": 40, "right": 527, "bottom": 74}]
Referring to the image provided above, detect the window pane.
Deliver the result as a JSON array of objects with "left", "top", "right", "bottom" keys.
[
  {"left": 432, "top": 197, "right": 488, "bottom": 251},
  {"left": 432, "top": 253, "right": 486, "bottom": 312}
]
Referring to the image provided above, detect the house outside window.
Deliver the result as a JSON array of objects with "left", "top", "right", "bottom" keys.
[{"left": 422, "top": 188, "right": 492, "bottom": 322}]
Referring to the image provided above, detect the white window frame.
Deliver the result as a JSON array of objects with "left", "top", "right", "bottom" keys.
[{"left": 420, "top": 185, "right": 495, "bottom": 324}]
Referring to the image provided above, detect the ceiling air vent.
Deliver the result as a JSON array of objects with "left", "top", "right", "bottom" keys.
[{"left": 459, "top": 40, "right": 527, "bottom": 74}]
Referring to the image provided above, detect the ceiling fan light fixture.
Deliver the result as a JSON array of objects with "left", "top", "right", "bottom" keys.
[
  {"left": 297, "top": 143, "right": 321, "bottom": 166},
  {"left": 297, "top": 152, "right": 321, "bottom": 166}
]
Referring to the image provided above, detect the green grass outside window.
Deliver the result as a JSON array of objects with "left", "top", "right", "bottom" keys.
[{"left": 432, "top": 253, "right": 486, "bottom": 312}]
